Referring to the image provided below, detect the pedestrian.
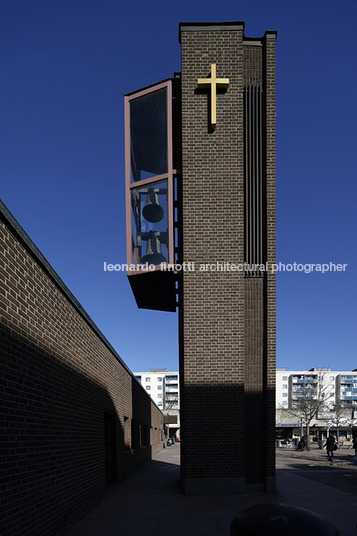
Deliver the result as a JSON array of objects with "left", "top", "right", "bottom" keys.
[
  {"left": 323, "top": 434, "right": 336, "bottom": 462},
  {"left": 353, "top": 435, "right": 357, "bottom": 456}
]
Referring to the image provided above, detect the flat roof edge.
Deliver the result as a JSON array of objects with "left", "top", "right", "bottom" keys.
[
  {"left": 265, "top": 30, "right": 278, "bottom": 40},
  {"left": 179, "top": 21, "right": 245, "bottom": 42},
  {"left": 179, "top": 22, "right": 277, "bottom": 43}
]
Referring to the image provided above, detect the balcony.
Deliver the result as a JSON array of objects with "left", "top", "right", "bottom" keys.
[
  {"left": 165, "top": 376, "right": 178, "bottom": 383},
  {"left": 165, "top": 385, "right": 178, "bottom": 391},
  {"left": 294, "top": 378, "right": 317, "bottom": 384}
]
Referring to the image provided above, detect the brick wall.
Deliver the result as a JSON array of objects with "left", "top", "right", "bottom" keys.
[
  {"left": 0, "top": 200, "right": 164, "bottom": 535},
  {"left": 179, "top": 22, "right": 276, "bottom": 493},
  {"left": 265, "top": 31, "right": 278, "bottom": 483}
]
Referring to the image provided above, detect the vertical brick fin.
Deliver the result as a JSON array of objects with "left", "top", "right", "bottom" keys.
[
  {"left": 244, "top": 83, "right": 265, "bottom": 275},
  {"left": 264, "top": 32, "right": 277, "bottom": 484},
  {"left": 244, "top": 277, "right": 265, "bottom": 483}
]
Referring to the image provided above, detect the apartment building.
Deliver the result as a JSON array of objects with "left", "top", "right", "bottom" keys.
[
  {"left": 276, "top": 367, "right": 357, "bottom": 441},
  {"left": 134, "top": 369, "right": 180, "bottom": 409},
  {"left": 276, "top": 368, "right": 357, "bottom": 409},
  {"left": 134, "top": 366, "right": 356, "bottom": 414},
  {"left": 134, "top": 367, "right": 357, "bottom": 413},
  {"left": 134, "top": 369, "right": 180, "bottom": 440}
]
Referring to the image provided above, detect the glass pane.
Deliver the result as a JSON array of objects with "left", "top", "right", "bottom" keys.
[
  {"left": 131, "top": 180, "right": 168, "bottom": 266},
  {"left": 130, "top": 89, "right": 167, "bottom": 182}
]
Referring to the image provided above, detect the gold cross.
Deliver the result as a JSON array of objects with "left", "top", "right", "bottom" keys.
[{"left": 197, "top": 64, "right": 229, "bottom": 129}]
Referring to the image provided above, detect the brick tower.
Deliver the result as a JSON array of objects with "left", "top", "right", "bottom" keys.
[
  {"left": 178, "top": 22, "right": 277, "bottom": 494},
  {"left": 124, "top": 21, "right": 277, "bottom": 494}
]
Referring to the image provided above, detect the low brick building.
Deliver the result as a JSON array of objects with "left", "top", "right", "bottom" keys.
[{"left": 0, "top": 200, "right": 165, "bottom": 536}]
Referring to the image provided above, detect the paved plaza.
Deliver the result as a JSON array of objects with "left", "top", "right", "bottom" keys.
[{"left": 64, "top": 444, "right": 357, "bottom": 536}]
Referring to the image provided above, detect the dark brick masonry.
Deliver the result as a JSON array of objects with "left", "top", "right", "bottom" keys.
[{"left": 178, "top": 22, "right": 277, "bottom": 493}]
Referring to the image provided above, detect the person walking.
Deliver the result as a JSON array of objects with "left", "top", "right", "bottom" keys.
[
  {"left": 353, "top": 434, "right": 357, "bottom": 456},
  {"left": 324, "top": 434, "right": 336, "bottom": 462},
  {"left": 301, "top": 435, "right": 307, "bottom": 450}
]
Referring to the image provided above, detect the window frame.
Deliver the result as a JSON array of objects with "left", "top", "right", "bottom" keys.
[{"left": 125, "top": 80, "right": 175, "bottom": 273}]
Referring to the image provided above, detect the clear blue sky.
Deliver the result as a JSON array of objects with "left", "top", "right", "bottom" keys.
[{"left": 1, "top": 0, "right": 356, "bottom": 373}]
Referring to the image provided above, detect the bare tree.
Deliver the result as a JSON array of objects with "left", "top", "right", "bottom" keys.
[
  {"left": 285, "top": 369, "right": 329, "bottom": 448},
  {"left": 320, "top": 402, "right": 357, "bottom": 442}
]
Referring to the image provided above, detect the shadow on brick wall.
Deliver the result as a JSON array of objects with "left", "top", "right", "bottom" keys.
[
  {"left": 181, "top": 384, "right": 275, "bottom": 486},
  {"left": 1, "top": 325, "right": 129, "bottom": 536}
]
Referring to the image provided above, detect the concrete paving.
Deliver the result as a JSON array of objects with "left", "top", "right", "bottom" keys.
[{"left": 64, "top": 444, "right": 357, "bottom": 536}]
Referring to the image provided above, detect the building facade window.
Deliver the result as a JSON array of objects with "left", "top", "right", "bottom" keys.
[{"left": 129, "top": 89, "right": 168, "bottom": 182}]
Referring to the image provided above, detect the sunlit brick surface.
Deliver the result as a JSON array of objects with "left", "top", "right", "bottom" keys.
[{"left": 179, "top": 23, "right": 276, "bottom": 491}]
